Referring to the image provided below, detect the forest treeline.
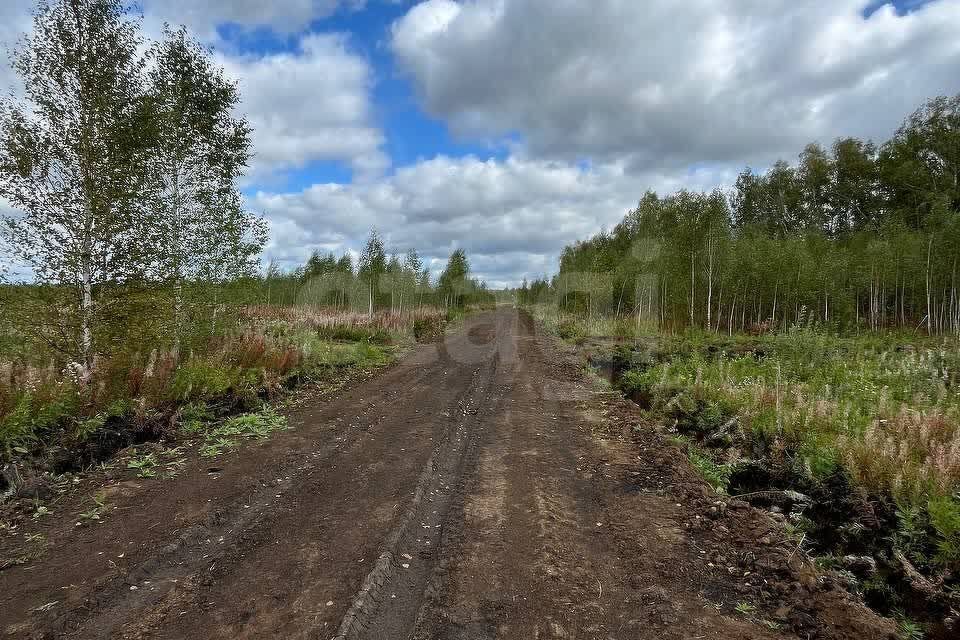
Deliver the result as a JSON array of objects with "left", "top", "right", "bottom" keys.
[
  {"left": 261, "top": 233, "right": 494, "bottom": 315},
  {"left": 520, "top": 94, "right": 960, "bottom": 334}
]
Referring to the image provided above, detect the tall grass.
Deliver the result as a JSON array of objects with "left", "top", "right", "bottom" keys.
[
  {"left": 0, "top": 305, "right": 431, "bottom": 465},
  {"left": 240, "top": 304, "right": 446, "bottom": 332},
  {"left": 617, "top": 331, "right": 960, "bottom": 503},
  {"left": 606, "top": 327, "right": 960, "bottom": 612},
  {"left": 527, "top": 305, "right": 650, "bottom": 343}
]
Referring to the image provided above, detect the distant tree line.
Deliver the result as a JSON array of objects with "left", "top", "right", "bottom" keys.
[
  {"left": 260, "top": 231, "right": 494, "bottom": 316},
  {"left": 520, "top": 94, "right": 960, "bottom": 334}
]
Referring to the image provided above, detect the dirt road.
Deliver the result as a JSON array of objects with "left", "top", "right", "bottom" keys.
[{"left": 2, "top": 309, "right": 894, "bottom": 639}]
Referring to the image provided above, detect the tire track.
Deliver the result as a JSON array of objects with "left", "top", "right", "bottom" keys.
[{"left": 332, "top": 315, "right": 513, "bottom": 640}]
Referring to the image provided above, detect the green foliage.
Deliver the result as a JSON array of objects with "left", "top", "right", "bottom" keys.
[
  {"left": 685, "top": 442, "right": 732, "bottom": 492},
  {"left": 894, "top": 612, "right": 925, "bottom": 640},
  {"left": 607, "top": 330, "right": 960, "bottom": 601},
  {"left": 127, "top": 451, "right": 159, "bottom": 478},
  {"left": 927, "top": 496, "right": 960, "bottom": 569},
  {"left": 557, "top": 320, "right": 587, "bottom": 343},
  {"left": 437, "top": 249, "right": 471, "bottom": 309},
  {"left": 73, "top": 398, "right": 132, "bottom": 442},
  {"left": 413, "top": 316, "right": 446, "bottom": 343},
  {"left": 0, "top": 1, "right": 262, "bottom": 370},
  {"left": 178, "top": 402, "right": 215, "bottom": 435},
  {"left": 78, "top": 491, "right": 109, "bottom": 524},
  {"left": 1, "top": 387, "right": 81, "bottom": 458},
  {"left": 529, "top": 94, "right": 960, "bottom": 336},
  {"left": 32, "top": 504, "right": 52, "bottom": 519},
  {"left": 612, "top": 331, "right": 960, "bottom": 503},
  {"left": 146, "top": 24, "right": 263, "bottom": 305},
  {"left": 314, "top": 325, "right": 391, "bottom": 344},
  {"left": 1, "top": 304, "right": 409, "bottom": 463},
  {"left": 299, "top": 337, "right": 392, "bottom": 371},
  {"left": 894, "top": 504, "right": 934, "bottom": 568},
  {"left": 168, "top": 361, "right": 254, "bottom": 402},
  {"left": 198, "top": 407, "right": 288, "bottom": 458}
]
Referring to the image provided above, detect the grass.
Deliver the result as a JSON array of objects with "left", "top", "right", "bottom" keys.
[
  {"left": 677, "top": 437, "right": 733, "bottom": 492},
  {"left": 895, "top": 613, "right": 925, "bottom": 640},
  {"left": 0, "top": 305, "right": 425, "bottom": 471},
  {"left": 126, "top": 452, "right": 160, "bottom": 478},
  {"left": 613, "top": 329, "right": 960, "bottom": 507},
  {"left": 528, "top": 305, "right": 652, "bottom": 343}
]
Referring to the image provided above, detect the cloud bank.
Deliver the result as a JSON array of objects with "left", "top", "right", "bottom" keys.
[{"left": 3, "top": 1, "right": 960, "bottom": 286}]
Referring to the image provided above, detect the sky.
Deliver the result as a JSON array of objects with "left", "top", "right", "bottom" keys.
[{"left": 1, "top": 0, "right": 959, "bottom": 287}]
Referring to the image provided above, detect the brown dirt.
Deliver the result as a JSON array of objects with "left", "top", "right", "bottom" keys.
[{"left": 0, "top": 309, "right": 896, "bottom": 639}]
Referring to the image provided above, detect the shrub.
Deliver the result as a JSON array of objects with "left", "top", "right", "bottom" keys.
[
  {"left": 413, "top": 316, "right": 446, "bottom": 343},
  {"left": 557, "top": 320, "right": 587, "bottom": 343},
  {"left": 168, "top": 360, "right": 251, "bottom": 403},
  {"left": 1, "top": 386, "right": 80, "bottom": 460},
  {"left": 927, "top": 496, "right": 960, "bottom": 570},
  {"left": 612, "top": 319, "right": 637, "bottom": 340}
]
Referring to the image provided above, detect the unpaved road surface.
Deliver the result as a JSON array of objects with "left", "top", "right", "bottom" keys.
[{"left": 2, "top": 309, "right": 895, "bottom": 639}]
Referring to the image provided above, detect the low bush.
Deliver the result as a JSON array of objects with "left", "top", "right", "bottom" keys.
[
  {"left": 928, "top": 495, "right": 960, "bottom": 571},
  {"left": 413, "top": 315, "right": 446, "bottom": 342},
  {"left": 168, "top": 361, "right": 250, "bottom": 403},
  {"left": 557, "top": 320, "right": 587, "bottom": 343}
]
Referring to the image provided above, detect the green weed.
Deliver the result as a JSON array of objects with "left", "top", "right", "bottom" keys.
[
  {"left": 894, "top": 611, "right": 925, "bottom": 640},
  {"left": 684, "top": 441, "right": 732, "bottom": 492},
  {"left": 31, "top": 504, "right": 52, "bottom": 519},
  {"left": 198, "top": 407, "right": 288, "bottom": 458},
  {"left": 77, "top": 491, "right": 109, "bottom": 524},
  {"left": 169, "top": 361, "right": 254, "bottom": 402},
  {"left": 127, "top": 451, "right": 159, "bottom": 478},
  {"left": 927, "top": 495, "right": 960, "bottom": 569}
]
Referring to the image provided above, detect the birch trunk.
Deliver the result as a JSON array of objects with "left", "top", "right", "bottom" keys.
[{"left": 927, "top": 236, "right": 934, "bottom": 335}]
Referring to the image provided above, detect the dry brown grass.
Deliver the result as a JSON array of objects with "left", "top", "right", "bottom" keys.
[
  {"left": 843, "top": 408, "right": 960, "bottom": 501},
  {"left": 240, "top": 304, "right": 446, "bottom": 333}
]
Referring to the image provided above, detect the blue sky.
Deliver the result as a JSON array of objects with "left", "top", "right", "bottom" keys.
[
  {"left": 217, "top": 1, "right": 505, "bottom": 192},
  {"left": 1, "top": 0, "right": 958, "bottom": 287}
]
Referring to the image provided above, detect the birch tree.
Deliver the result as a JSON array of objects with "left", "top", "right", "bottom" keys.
[
  {"left": 438, "top": 249, "right": 469, "bottom": 310},
  {"left": 403, "top": 248, "right": 423, "bottom": 312},
  {"left": 146, "top": 26, "right": 262, "bottom": 349},
  {"left": 357, "top": 230, "right": 386, "bottom": 318},
  {"left": 0, "top": 0, "right": 154, "bottom": 370}
]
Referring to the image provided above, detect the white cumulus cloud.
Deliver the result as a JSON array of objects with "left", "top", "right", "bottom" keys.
[
  {"left": 391, "top": 0, "right": 960, "bottom": 171},
  {"left": 250, "top": 155, "right": 733, "bottom": 287},
  {"left": 220, "top": 34, "right": 388, "bottom": 181}
]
